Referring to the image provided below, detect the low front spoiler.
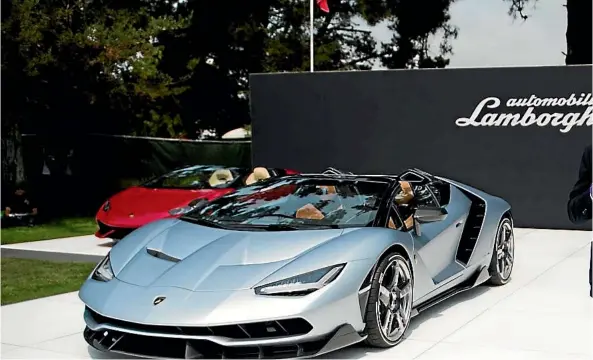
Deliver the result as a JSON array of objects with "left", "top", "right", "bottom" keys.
[
  {"left": 95, "top": 220, "right": 136, "bottom": 240},
  {"left": 84, "top": 323, "right": 366, "bottom": 359}
]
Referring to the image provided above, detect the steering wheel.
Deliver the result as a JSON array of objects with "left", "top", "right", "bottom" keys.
[{"left": 413, "top": 185, "right": 434, "bottom": 206}]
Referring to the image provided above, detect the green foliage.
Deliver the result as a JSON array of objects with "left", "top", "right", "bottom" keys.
[
  {"left": 75, "top": 9, "right": 190, "bottom": 99},
  {"left": 1, "top": 0, "right": 192, "bottom": 136},
  {"left": 0, "top": 217, "right": 97, "bottom": 245},
  {"left": 1, "top": 258, "right": 96, "bottom": 305},
  {"left": 4, "top": 0, "right": 556, "bottom": 145},
  {"left": 154, "top": 0, "right": 461, "bottom": 136},
  {"left": 374, "top": 0, "right": 459, "bottom": 69},
  {"left": 138, "top": 110, "right": 184, "bottom": 138}
]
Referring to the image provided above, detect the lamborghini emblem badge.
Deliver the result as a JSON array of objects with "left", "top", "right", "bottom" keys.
[
  {"left": 129, "top": 213, "right": 134, "bottom": 218},
  {"left": 153, "top": 296, "right": 166, "bottom": 306}
]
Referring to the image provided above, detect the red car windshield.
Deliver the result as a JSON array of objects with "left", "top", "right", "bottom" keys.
[{"left": 143, "top": 166, "right": 243, "bottom": 190}]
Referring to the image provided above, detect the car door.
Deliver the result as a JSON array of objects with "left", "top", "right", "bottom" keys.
[{"left": 412, "top": 183, "right": 471, "bottom": 285}]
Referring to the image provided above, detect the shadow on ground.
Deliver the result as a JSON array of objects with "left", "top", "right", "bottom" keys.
[{"left": 323, "top": 285, "right": 491, "bottom": 359}]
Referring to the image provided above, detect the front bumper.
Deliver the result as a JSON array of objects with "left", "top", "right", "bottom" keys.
[
  {"left": 95, "top": 220, "right": 136, "bottom": 240},
  {"left": 83, "top": 307, "right": 365, "bottom": 359},
  {"left": 80, "top": 258, "right": 377, "bottom": 358}
]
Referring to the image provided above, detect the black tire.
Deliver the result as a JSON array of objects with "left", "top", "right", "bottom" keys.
[
  {"left": 364, "top": 252, "right": 413, "bottom": 348},
  {"left": 487, "top": 217, "right": 514, "bottom": 286}
]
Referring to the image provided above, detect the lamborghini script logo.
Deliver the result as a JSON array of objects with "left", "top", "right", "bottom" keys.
[
  {"left": 455, "top": 93, "right": 593, "bottom": 133},
  {"left": 153, "top": 296, "right": 166, "bottom": 306}
]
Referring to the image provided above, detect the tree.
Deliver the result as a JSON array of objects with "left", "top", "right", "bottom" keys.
[
  {"left": 504, "top": 0, "right": 592, "bottom": 65},
  {"left": 262, "top": 0, "right": 458, "bottom": 71},
  {"left": 367, "top": 0, "right": 459, "bottom": 69},
  {"left": 1, "top": 0, "right": 191, "bottom": 186},
  {"left": 564, "top": 0, "right": 592, "bottom": 65},
  {"left": 155, "top": 0, "right": 459, "bottom": 137}
]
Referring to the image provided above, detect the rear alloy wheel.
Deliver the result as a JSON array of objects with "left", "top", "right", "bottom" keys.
[
  {"left": 487, "top": 217, "right": 514, "bottom": 286},
  {"left": 364, "top": 253, "right": 413, "bottom": 348}
]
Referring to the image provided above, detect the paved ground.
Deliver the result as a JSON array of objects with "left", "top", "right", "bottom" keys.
[
  {"left": 1, "top": 228, "right": 592, "bottom": 359},
  {"left": 1, "top": 235, "right": 110, "bottom": 263}
]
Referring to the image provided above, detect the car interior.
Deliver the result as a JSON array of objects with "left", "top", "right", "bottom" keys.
[
  {"left": 208, "top": 169, "right": 235, "bottom": 187},
  {"left": 206, "top": 166, "right": 278, "bottom": 188},
  {"left": 295, "top": 203, "right": 325, "bottom": 220},
  {"left": 388, "top": 181, "right": 416, "bottom": 230},
  {"left": 244, "top": 167, "right": 272, "bottom": 185},
  {"left": 295, "top": 185, "right": 338, "bottom": 220},
  {"left": 388, "top": 174, "right": 451, "bottom": 231}
]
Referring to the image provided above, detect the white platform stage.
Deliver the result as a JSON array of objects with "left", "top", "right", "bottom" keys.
[
  {"left": 1, "top": 228, "right": 592, "bottom": 359},
  {"left": 1, "top": 234, "right": 111, "bottom": 262}
]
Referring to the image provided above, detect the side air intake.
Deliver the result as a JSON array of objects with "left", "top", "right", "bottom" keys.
[{"left": 455, "top": 192, "right": 486, "bottom": 265}]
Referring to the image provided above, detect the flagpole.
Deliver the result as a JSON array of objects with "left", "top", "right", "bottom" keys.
[{"left": 310, "top": 0, "right": 314, "bottom": 72}]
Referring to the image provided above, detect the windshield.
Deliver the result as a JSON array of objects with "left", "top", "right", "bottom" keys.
[
  {"left": 143, "top": 166, "right": 241, "bottom": 190},
  {"left": 182, "top": 177, "right": 389, "bottom": 230}
]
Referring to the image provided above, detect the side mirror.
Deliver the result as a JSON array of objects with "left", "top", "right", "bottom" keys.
[
  {"left": 414, "top": 206, "right": 448, "bottom": 223},
  {"left": 188, "top": 198, "right": 209, "bottom": 209},
  {"left": 413, "top": 206, "right": 447, "bottom": 236}
]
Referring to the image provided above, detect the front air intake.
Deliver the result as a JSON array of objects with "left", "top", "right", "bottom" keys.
[
  {"left": 87, "top": 307, "right": 313, "bottom": 339},
  {"left": 146, "top": 248, "right": 181, "bottom": 263}
]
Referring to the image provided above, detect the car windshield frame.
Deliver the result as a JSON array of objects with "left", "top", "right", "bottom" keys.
[
  {"left": 142, "top": 165, "right": 244, "bottom": 190},
  {"left": 182, "top": 176, "right": 390, "bottom": 230}
]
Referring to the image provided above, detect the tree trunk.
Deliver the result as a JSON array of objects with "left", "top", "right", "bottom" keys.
[
  {"left": 565, "top": 0, "right": 592, "bottom": 65},
  {"left": 1, "top": 123, "right": 26, "bottom": 187}
]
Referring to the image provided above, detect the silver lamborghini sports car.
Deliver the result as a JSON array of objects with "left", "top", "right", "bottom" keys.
[{"left": 80, "top": 168, "right": 515, "bottom": 359}]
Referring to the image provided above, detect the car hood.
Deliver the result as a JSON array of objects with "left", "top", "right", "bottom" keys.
[
  {"left": 108, "top": 186, "right": 230, "bottom": 216},
  {"left": 112, "top": 219, "right": 347, "bottom": 291}
]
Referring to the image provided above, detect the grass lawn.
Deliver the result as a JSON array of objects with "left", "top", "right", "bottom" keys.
[
  {"left": 1, "top": 258, "right": 95, "bottom": 305},
  {"left": 1, "top": 217, "right": 97, "bottom": 245}
]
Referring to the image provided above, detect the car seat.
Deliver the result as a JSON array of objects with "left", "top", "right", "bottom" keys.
[
  {"left": 395, "top": 181, "right": 414, "bottom": 205},
  {"left": 245, "top": 167, "right": 271, "bottom": 185},
  {"left": 388, "top": 217, "right": 397, "bottom": 229},
  {"left": 295, "top": 185, "right": 339, "bottom": 220},
  {"left": 295, "top": 203, "right": 325, "bottom": 220},
  {"left": 317, "top": 185, "right": 337, "bottom": 196},
  {"left": 208, "top": 169, "right": 234, "bottom": 187}
]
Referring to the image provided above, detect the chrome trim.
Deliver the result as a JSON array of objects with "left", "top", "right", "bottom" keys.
[{"left": 358, "top": 285, "right": 371, "bottom": 294}]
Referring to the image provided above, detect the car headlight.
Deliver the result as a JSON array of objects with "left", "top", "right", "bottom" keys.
[
  {"left": 102, "top": 200, "right": 111, "bottom": 212},
  {"left": 254, "top": 264, "right": 345, "bottom": 296},
  {"left": 92, "top": 255, "right": 114, "bottom": 282},
  {"left": 168, "top": 198, "right": 207, "bottom": 216}
]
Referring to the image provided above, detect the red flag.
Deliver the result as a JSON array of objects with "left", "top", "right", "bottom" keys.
[{"left": 316, "top": 0, "right": 329, "bottom": 13}]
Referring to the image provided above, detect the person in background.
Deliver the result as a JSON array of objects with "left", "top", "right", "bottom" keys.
[
  {"left": 4, "top": 182, "right": 38, "bottom": 227},
  {"left": 566, "top": 144, "right": 591, "bottom": 297}
]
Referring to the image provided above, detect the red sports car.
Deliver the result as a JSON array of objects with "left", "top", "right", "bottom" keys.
[{"left": 95, "top": 165, "right": 298, "bottom": 240}]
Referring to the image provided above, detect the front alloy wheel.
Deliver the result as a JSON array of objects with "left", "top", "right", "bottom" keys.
[{"left": 365, "top": 253, "right": 413, "bottom": 347}]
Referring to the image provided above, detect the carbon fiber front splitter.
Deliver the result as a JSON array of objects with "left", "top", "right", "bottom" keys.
[{"left": 84, "top": 323, "right": 365, "bottom": 359}]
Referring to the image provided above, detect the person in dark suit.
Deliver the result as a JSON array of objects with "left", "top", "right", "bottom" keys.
[
  {"left": 567, "top": 144, "right": 592, "bottom": 223},
  {"left": 566, "top": 144, "right": 591, "bottom": 297}
]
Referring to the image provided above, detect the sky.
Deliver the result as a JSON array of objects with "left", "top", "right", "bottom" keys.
[{"left": 369, "top": 0, "right": 567, "bottom": 68}]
